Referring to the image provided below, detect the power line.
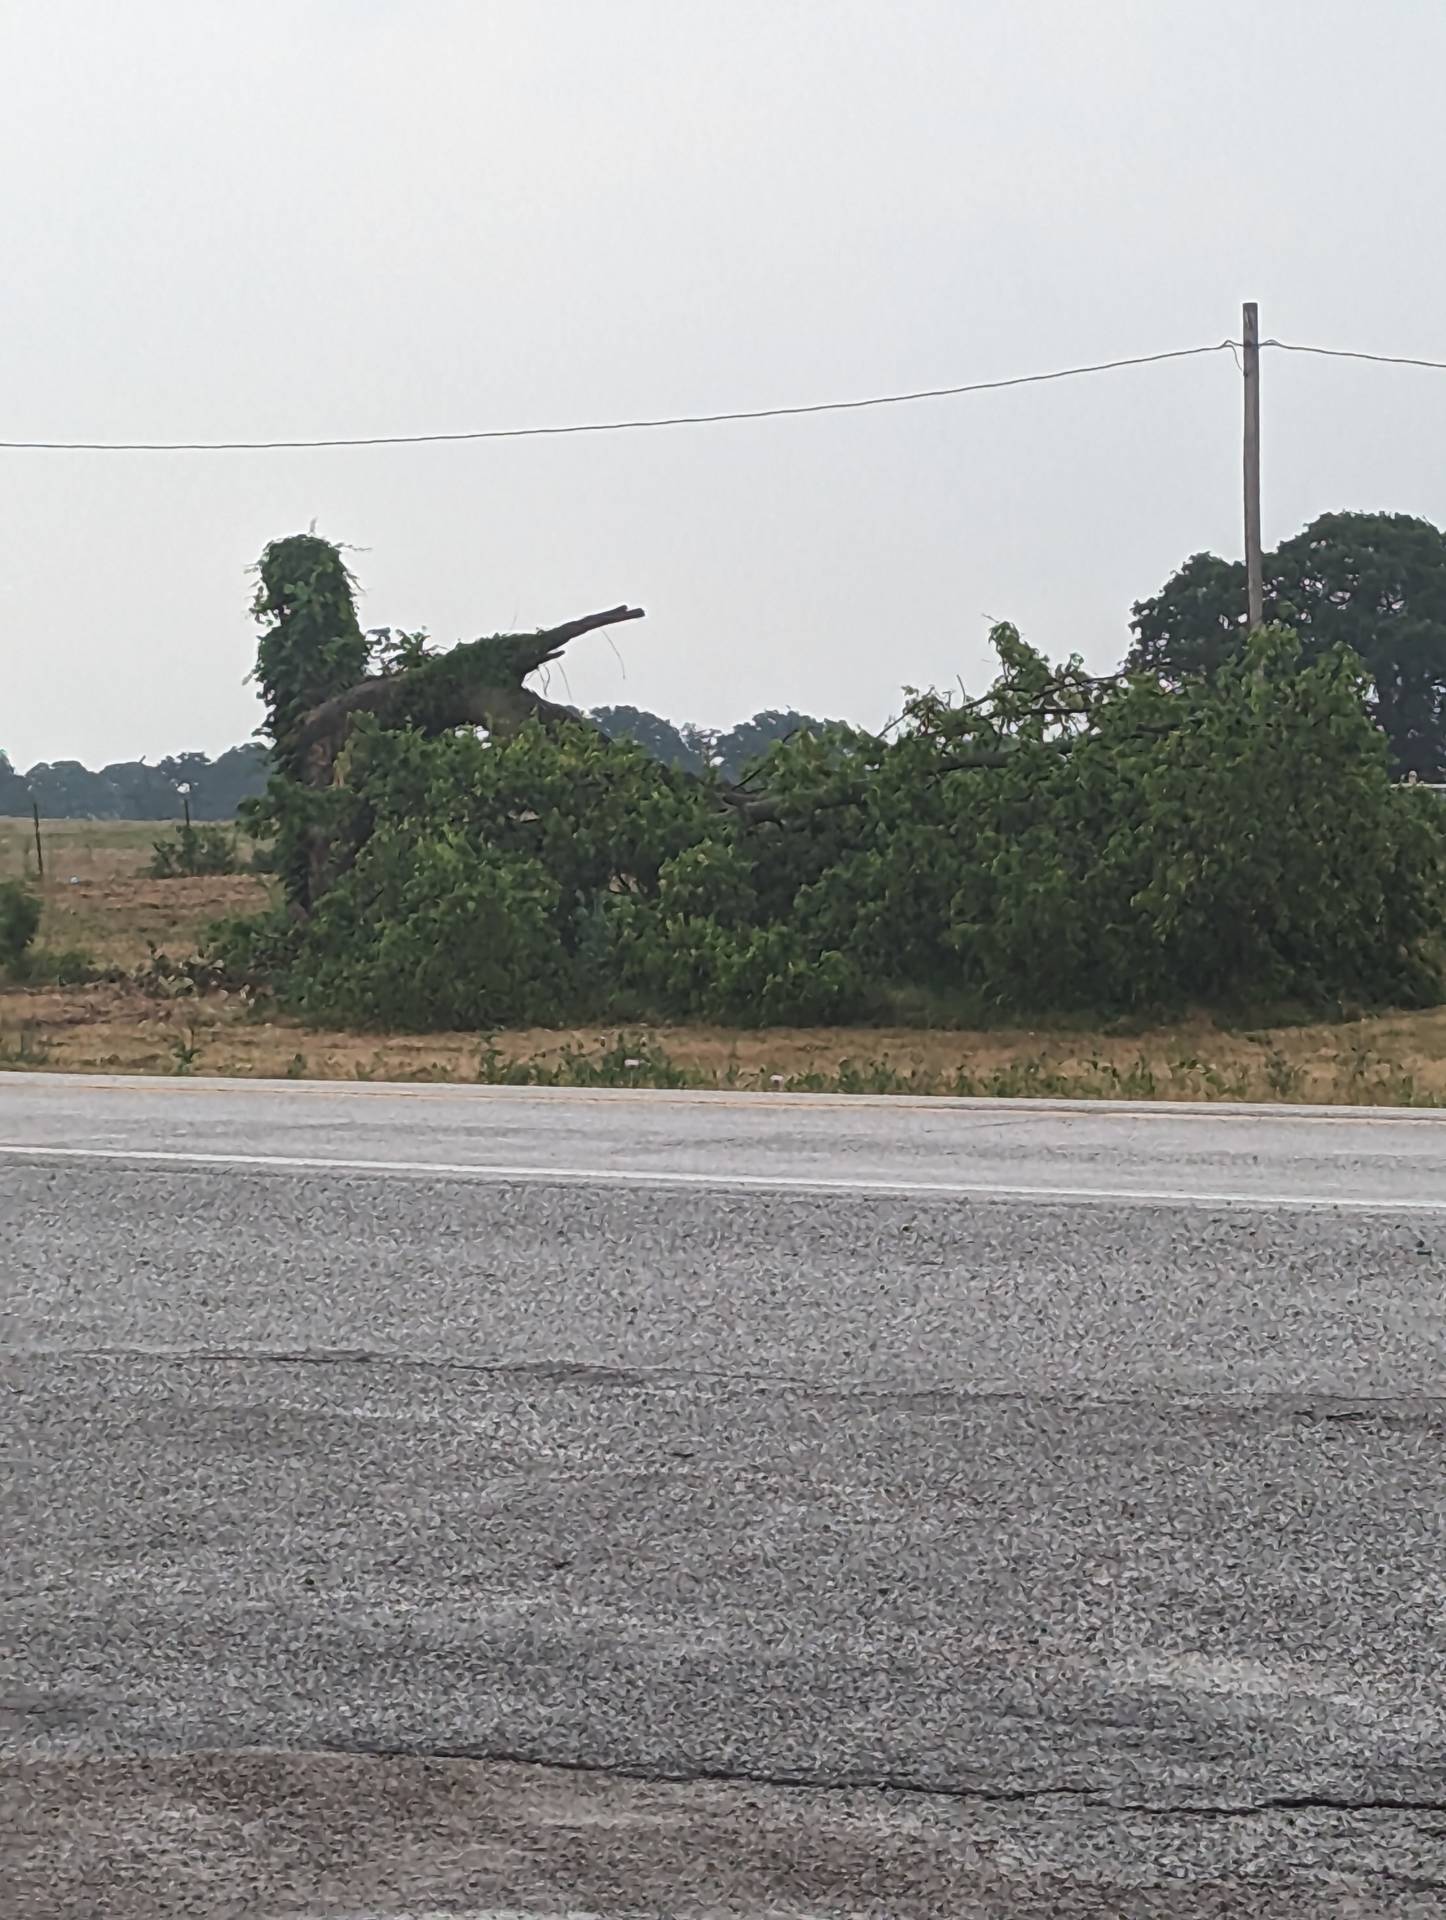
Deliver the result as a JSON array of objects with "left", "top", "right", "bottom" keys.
[
  {"left": 0, "top": 341, "right": 1235, "bottom": 453},
  {"left": 5, "top": 335, "right": 1445, "bottom": 453},
  {"left": 1265, "top": 338, "right": 1446, "bottom": 373}
]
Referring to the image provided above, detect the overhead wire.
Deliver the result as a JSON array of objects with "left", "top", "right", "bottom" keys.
[
  {"left": 1, "top": 335, "right": 1443, "bottom": 453},
  {"left": 0, "top": 342, "right": 1237, "bottom": 452},
  {"left": 1263, "top": 339, "right": 1446, "bottom": 373}
]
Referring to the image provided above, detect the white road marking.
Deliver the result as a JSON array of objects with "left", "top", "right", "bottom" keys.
[{"left": 1, "top": 1140, "right": 1441, "bottom": 1212}]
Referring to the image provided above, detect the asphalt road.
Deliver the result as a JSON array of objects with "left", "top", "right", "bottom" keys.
[{"left": 4, "top": 1074, "right": 1446, "bottom": 1917}]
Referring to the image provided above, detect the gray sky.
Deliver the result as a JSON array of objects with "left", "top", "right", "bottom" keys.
[{"left": 5, "top": 0, "right": 1446, "bottom": 768}]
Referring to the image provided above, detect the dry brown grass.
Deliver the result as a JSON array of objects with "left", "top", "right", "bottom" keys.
[
  {"left": 5, "top": 817, "right": 1446, "bottom": 1100},
  {"left": 0, "top": 816, "right": 269, "bottom": 968},
  {"left": 6, "top": 982, "right": 1446, "bottom": 1103}
]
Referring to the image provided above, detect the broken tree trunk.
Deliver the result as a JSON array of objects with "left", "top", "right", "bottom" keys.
[
  {"left": 283, "top": 607, "right": 646, "bottom": 913},
  {"left": 293, "top": 606, "right": 647, "bottom": 769},
  {"left": 281, "top": 600, "right": 1093, "bottom": 913}
]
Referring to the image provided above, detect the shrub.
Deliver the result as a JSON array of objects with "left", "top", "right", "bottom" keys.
[
  {"left": 21, "top": 945, "right": 96, "bottom": 987},
  {"left": 149, "top": 822, "right": 240, "bottom": 878},
  {"left": 278, "top": 829, "right": 572, "bottom": 1030},
  {"left": 0, "top": 881, "right": 41, "bottom": 977}
]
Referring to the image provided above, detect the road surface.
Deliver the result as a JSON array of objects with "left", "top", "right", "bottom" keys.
[{"left": 4, "top": 1072, "right": 1446, "bottom": 1916}]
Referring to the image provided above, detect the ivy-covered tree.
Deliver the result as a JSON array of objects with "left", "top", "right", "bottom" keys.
[
  {"left": 244, "top": 533, "right": 372, "bottom": 912},
  {"left": 1129, "top": 511, "right": 1446, "bottom": 778}
]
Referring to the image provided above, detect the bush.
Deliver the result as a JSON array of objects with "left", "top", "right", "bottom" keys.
[
  {"left": 0, "top": 881, "right": 41, "bottom": 977},
  {"left": 25, "top": 946, "right": 97, "bottom": 987},
  {"left": 149, "top": 822, "right": 240, "bottom": 878},
  {"left": 277, "top": 829, "right": 572, "bottom": 1030}
]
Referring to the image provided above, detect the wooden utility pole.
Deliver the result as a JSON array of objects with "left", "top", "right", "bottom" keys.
[
  {"left": 31, "top": 799, "right": 44, "bottom": 880},
  {"left": 1242, "top": 300, "right": 1264, "bottom": 629}
]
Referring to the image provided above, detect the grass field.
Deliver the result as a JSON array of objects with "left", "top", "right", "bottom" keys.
[
  {"left": 0, "top": 817, "right": 269, "bottom": 968},
  {"left": 7, "top": 815, "right": 1446, "bottom": 1099}
]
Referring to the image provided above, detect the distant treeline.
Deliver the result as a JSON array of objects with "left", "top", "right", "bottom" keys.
[
  {"left": 582, "top": 707, "right": 828, "bottom": 782},
  {"left": 0, "top": 745, "right": 271, "bottom": 821},
  {"left": 0, "top": 708, "right": 827, "bottom": 820}
]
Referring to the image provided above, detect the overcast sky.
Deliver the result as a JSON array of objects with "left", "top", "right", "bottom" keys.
[{"left": 5, "top": 0, "right": 1446, "bottom": 768}]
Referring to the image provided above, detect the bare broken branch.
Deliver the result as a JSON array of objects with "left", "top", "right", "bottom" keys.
[{"left": 294, "top": 607, "right": 645, "bottom": 761}]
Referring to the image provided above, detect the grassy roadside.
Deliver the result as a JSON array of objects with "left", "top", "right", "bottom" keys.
[{"left": 6, "top": 816, "right": 1446, "bottom": 1101}]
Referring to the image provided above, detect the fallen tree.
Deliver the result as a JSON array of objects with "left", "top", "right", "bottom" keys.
[{"left": 221, "top": 532, "right": 1446, "bottom": 1028}]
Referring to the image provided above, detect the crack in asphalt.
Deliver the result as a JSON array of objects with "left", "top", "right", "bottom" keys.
[
  {"left": 313, "top": 1738, "right": 1446, "bottom": 1821},
  {"left": 10, "top": 1345, "right": 1446, "bottom": 1423},
  {"left": 10, "top": 1344, "right": 802, "bottom": 1383}
]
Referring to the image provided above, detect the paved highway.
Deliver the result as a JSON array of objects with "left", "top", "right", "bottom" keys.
[{"left": 4, "top": 1073, "right": 1446, "bottom": 1916}]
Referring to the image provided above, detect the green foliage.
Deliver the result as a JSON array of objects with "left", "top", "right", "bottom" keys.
[
  {"left": 208, "top": 904, "right": 303, "bottom": 986},
  {"left": 18, "top": 944, "right": 96, "bottom": 987},
  {"left": 169, "top": 1030, "right": 202, "bottom": 1075},
  {"left": 0, "top": 878, "right": 94, "bottom": 985},
  {"left": 980, "top": 627, "right": 1445, "bottom": 1010},
  {"left": 149, "top": 821, "right": 240, "bottom": 878},
  {"left": 368, "top": 628, "right": 433, "bottom": 676},
  {"left": 247, "top": 533, "right": 369, "bottom": 909},
  {"left": 216, "top": 616, "right": 1446, "bottom": 1029},
  {"left": 1130, "top": 510, "right": 1446, "bottom": 778},
  {"left": 239, "top": 715, "right": 723, "bottom": 1028},
  {"left": 0, "top": 881, "right": 41, "bottom": 977},
  {"left": 709, "top": 708, "right": 831, "bottom": 783},
  {"left": 252, "top": 534, "right": 368, "bottom": 759},
  {"left": 278, "top": 831, "right": 569, "bottom": 1030}
]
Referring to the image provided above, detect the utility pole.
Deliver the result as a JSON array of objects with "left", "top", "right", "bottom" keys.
[{"left": 1242, "top": 300, "right": 1264, "bottom": 629}]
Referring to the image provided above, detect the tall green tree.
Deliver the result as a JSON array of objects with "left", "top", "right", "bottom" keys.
[
  {"left": 1129, "top": 511, "right": 1446, "bottom": 778},
  {"left": 246, "top": 534, "right": 371, "bottom": 911}
]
